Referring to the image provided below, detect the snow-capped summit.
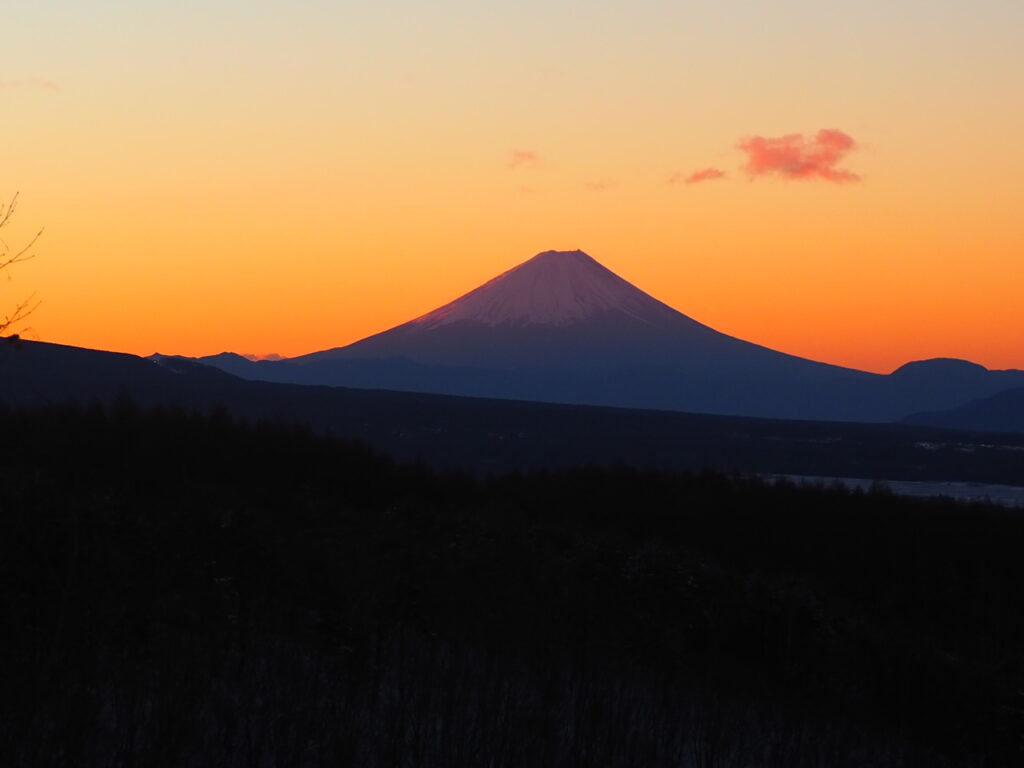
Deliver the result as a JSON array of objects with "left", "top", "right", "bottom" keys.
[{"left": 409, "top": 250, "right": 683, "bottom": 329}]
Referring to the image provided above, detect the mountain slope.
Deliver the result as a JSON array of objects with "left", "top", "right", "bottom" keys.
[
  {"left": 905, "top": 386, "right": 1024, "bottom": 433},
  {"left": 0, "top": 337, "right": 236, "bottom": 404}
]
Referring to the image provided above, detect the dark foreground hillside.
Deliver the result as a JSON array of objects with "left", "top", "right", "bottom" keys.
[{"left": 1, "top": 404, "right": 1022, "bottom": 767}]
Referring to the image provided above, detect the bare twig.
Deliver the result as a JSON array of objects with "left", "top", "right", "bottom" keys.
[
  {"left": 0, "top": 192, "right": 19, "bottom": 230},
  {"left": 0, "top": 193, "right": 42, "bottom": 335},
  {"left": 1, "top": 294, "right": 40, "bottom": 335}
]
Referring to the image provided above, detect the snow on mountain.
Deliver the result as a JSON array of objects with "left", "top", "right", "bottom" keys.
[{"left": 409, "top": 249, "right": 689, "bottom": 330}]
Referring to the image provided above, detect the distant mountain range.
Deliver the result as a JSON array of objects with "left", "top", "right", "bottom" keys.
[
  {"left": 4, "top": 337, "right": 1024, "bottom": 482},
  {"left": 165, "top": 249, "right": 1024, "bottom": 423}
]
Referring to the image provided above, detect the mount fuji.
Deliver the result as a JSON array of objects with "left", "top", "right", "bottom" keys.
[
  {"left": 301, "top": 249, "right": 857, "bottom": 374},
  {"left": 175, "top": 250, "right": 1024, "bottom": 422}
]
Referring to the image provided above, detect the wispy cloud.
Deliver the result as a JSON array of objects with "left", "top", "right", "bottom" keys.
[
  {"left": 738, "top": 129, "right": 859, "bottom": 182},
  {"left": 0, "top": 76, "right": 59, "bottom": 91},
  {"left": 584, "top": 180, "right": 616, "bottom": 191},
  {"left": 670, "top": 168, "right": 726, "bottom": 185},
  {"left": 507, "top": 149, "right": 540, "bottom": 169}
]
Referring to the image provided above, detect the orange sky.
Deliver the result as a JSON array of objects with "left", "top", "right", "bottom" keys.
[{"left": 4, "top": 1, "right": 1023, "bottom": 373}]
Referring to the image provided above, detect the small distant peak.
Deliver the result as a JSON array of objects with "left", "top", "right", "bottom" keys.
[
  {"left": 891, "top": 358, "right": 988, "bottom": 377},
  {"left": 204, "top": 352, "right": 253, "bottom": 363}
]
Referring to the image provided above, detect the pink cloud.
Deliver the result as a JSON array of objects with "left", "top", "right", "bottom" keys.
[
  {"left": 507, "top": 150, "right": 540, "bottom": 169},
  {"left": 739, "top": 129, "right": 859, "bottom": 182},
  {"left": 671, "top": 168, "right": 726, "bottom": 185}
]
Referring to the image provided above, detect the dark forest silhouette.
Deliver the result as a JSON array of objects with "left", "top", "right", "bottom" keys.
[{"left": 2, "top": 403, "right": 1021, "bottom": 766}]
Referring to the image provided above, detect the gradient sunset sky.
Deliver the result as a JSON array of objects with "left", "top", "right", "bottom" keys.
[{"left": 4, "top": 0, "right": 1023, "bottom": 372}]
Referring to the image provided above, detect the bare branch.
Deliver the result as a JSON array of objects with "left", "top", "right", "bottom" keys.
[
  {"left": 0, "top": 294, "right": 40, "bottom": 335},
  {"left": 0, "top": 193, "right": 42, "bottom": 336},
  {"left": 0, "top": 228, "right": 43, "bottom": 272},
  {"left": 0, "top": 192, "right": 18, "bottom": 230}
]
